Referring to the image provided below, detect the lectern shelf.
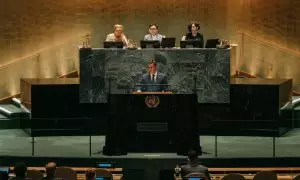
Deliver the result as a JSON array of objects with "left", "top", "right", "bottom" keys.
[{"left": 132, "top": 92, "right": 173, "bottom": 94}]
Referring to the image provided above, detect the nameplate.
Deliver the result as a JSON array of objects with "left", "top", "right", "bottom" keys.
[{"left": 137, "top": 123, "right": 168, "bottom": 132}]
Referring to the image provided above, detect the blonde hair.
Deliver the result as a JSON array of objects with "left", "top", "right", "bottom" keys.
[{"left": 114, "top": 24, "right": 124, "bottom": 30}]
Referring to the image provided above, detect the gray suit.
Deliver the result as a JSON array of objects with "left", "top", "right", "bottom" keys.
[
  {"left": 137, "top": 72, "right": 168, "bottom": 92},
  {"left": 181, "top": 162, "right": 211, "bottom": 180},
  {"left": 144, "top": 34, "right": 165, "bottom": 42}
]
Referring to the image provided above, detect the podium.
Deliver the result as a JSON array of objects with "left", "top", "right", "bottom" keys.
[{"left": 103, "top": 92, "right": 201, "bottom": 156}]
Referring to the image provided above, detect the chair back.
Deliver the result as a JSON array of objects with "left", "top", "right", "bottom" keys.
[
  {"left": 185, "top": 172, "right": 207, "bottom": 180},
  {"left": 54, "top": 167, "right": 77, "bottom": 180},
  {"left": 294, "top": 174, "right": 300, "bottom": 180},
  {"left": 221, "top": 173, "right": 246, "bottom": 180},
  {"left": 26, "top": 170, "right": 43, "bottom": 180},
  {"left": 253, "top": 171, "right": 277, "bottom": 180},
  {"left": 95, "top": 169, "right": 113, "bottom": 179},
  {"left": 0, "top": 171, "right": 9, "bottom": 180}
]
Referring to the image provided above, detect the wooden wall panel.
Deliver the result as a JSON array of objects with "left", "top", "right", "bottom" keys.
[
  {"left": 0, "top": 0, "right": 300, "bottom": 99},
  {"left": 238, "top": 0, "right": 300, "bottom": 92}
]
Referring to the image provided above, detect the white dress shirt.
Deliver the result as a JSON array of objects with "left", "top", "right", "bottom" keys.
[
  {"left": 150, "top": 71, "right": 158, "bottom": 82},
  {"left": 105, "top": 33, "right": 129, "bottom": 46},
  {"left": 151, "top": 35, "right": 158, "bottom": 40}
]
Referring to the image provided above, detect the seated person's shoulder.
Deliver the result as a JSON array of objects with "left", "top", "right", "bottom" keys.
[
  {"left": 180, "top": 164, "right": 186, "bottom": 168},
  {"left": 157, "top": 34, "right": 165, "bottom": 38},
  {"left": 203, "top": 164, "right": 208, "bottom": 169},
  {"left": 185, "top": 32, "right": 192, "bottom": 37},
  {"left": 197, "top": 164, "right": 209, "bottom": 172},
  {"left": 181, "top": 163, "right": 208, "bottom": 171},
  {"left": 144, "top": 34, "right": 151, "bottom": 39},
  {"left": 121, "top": 34, "right": 127, "bottom": 39},
  {"left": 106, "top": 33, "right": 114, "bottom": 40},
  {"left": 180, "top": 163, "right": 190, "bottom": 169},
  {"left": 139, "top": 73, "right": 148, "bottom": 81}
]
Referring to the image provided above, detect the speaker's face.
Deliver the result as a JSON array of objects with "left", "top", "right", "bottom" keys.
[{"left": 147, "top": 63, "right": 157, "bottom": 74}]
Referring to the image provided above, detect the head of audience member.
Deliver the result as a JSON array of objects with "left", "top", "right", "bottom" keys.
[
  {"left": 45, "top": 162, "right": 57, "bottom": 178},
  {"left": 113, "top": 24, "right": 124, "bottom": 39},
  {"left": 147, "top": 59, "right": 157, "bottom": 75},
  {"left": 85, "top": 168, "right": 96, "bottom": 180},
  {"left": 14, "top": 162, "right": 27, "bottom": 178},
  {"left": 188, "top": 21, "right": 200, "bottom": 34},
  {"left": 148, "top": 24, "right": 159, "bottom": 36},
  {"left": 187, "top": 149, "right": 199, "bottom": 163}
]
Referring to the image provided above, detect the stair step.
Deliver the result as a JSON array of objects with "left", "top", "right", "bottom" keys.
[
  {"left": 0, "top": 113, "right": 8, "bottom": 119},
  {"left": 0, "top": 103, "right": 30, "bottom": 118}
]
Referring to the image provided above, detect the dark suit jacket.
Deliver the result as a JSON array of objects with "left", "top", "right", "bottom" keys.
[
  {"left": 181, "top": 162, "right": 211, "bottom": 180},
  {"left": 137, "top": 72, "right": 168, "bottom": 92},
  {"left": 185, "top": 32, "right": 204, "bottom": 48}
]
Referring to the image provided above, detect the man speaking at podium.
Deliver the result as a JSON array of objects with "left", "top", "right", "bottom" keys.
[{"left": 136, "top": 60, "right": 168, "bottom": 92}]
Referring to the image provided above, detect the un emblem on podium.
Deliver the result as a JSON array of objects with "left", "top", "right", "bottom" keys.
[{"left": 145, "top": 95, "right": 160, "bottom": 108}]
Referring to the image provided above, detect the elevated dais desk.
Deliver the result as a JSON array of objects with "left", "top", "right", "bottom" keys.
[{"left": 79, "top": 48, "right": 230, "bottom": 104}]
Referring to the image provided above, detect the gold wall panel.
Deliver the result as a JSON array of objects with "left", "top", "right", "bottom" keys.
[
  {"left": 238, "top": 0, "right": 300, "bottom": 92},
  {"left": 0, "top": 0, "right": 300, "bottom": 99}
]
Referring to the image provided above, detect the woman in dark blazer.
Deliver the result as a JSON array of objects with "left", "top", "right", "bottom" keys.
[{"left": 183, "top": 21, "right": 204, "bottom": 47}]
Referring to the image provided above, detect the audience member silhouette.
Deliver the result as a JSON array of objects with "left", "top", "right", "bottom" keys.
[
  {"left": 85, "top": 168, "right": 96, "bottom": 180},
  {"left": 43, "top": 162, "right": 57, "bottom": 180},
  {"left": 11, "top": 162, "right": 27, "bottom": 180},
  {"left": 181, "top": 150, "right": 211, "bottom": 180}
]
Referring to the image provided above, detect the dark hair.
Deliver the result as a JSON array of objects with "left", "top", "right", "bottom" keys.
[
  {"left": 188, "top": 149, "right": 198, "bottom": 161},
  {"left": 148, "top": 59, "right": 157, "bottom": 66},
  {"left": 187, "top": 21, "right": 200, "bottom": 32},
  {"left": 149, "top": 24, "right": 158, "bottom": 29},
  {"left": 14, "top": 162, "right": 27, "bottom": 177},
  {"left": 85, "top": 168, "right": 96, "bottom": 179},
  {"left": 45, "top": 162, "right": 57, "bottom": 177}
]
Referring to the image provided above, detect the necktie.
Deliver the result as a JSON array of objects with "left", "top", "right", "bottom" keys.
[{"left": 152, "top": 74, "right": 155, "bottom": 82}]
